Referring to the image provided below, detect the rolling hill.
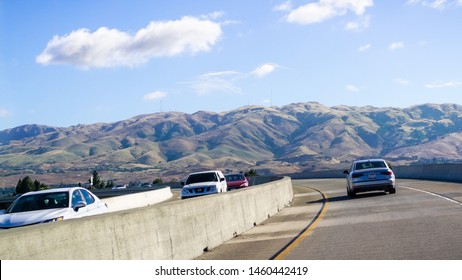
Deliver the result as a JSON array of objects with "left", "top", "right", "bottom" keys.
[{"left": 1, "top": 102, "right": 462, "bottom": 186}]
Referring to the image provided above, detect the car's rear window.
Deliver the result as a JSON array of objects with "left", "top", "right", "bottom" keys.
[
  {"left": 355, "top": 161, "right": 387, "bottom": 170},
  {"left": 225, "top": 175, "right": 244, "bottom": 181}
]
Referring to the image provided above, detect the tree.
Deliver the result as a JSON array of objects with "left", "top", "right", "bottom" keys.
[
  {"left": 91, "top": 170, "right": 105, "bottom": 189},
  {"left": 33, "top": 179, "right": 48, "bottom": 191},
  {"left": 152, "top": 178, "right": 163, "bottom": 184},
  {"left": 16, "top": 176, "right": 33, "bottom": 194},
  {"left": 245, "top": 169, "right": 259, "bottom": 177},
  {"left": 16, "top": 176, "right": 48, "bottom": 194},
  {"left": 106, "top": 180, "right": 115, "bottom": 189}
]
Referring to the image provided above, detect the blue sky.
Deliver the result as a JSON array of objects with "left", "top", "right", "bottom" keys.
[{"left": 1, "top": 0, "right": 462, "bottom": 130}]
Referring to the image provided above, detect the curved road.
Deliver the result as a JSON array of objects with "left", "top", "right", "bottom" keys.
[{"left": 197, "top": 179, "right": 462, "bottom": 260}]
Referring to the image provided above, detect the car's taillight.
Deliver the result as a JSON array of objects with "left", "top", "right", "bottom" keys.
[
  {"left": 381, "top": 171, "right": 393, "bottom": 175},
  {"left": 352, "top": 173, "right": 363, "bottom": 178}
]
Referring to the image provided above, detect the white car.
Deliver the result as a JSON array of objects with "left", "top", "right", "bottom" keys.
[
  {"left": 181, "top": 170, "right": 227, "bottom": 199},
  {"left": 0, "top": 187, "right": 108, "bottom": 229},
  {"left": 112, "top": 184, "right": 127, "bottom": 190}
]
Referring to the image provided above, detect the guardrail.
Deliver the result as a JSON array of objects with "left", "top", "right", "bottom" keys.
[{"left": 0, "top": 176, "right": 293, "bottom": 259}]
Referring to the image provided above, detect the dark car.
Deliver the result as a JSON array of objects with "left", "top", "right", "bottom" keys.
[
  {"left": 343, "top": 159, "right": 396, "bottom": 197},
  {"left": 225, "top": 174, "right": 249, "bottom": 190}
]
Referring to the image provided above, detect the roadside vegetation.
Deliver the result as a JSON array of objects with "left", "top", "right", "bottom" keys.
[{"left": 15, "top": 176, "right": 49, "bottom": 195}]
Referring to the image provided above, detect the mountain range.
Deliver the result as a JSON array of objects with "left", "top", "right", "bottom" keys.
[{"left": 1, "top": 102, "right": 462, "bottom": 187}]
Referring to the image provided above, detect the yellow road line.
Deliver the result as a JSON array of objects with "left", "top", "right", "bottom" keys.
[{"left": 271, "top": 187, "right": 329, "bottom": 260}]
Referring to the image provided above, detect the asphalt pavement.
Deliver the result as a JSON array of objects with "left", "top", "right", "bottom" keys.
[{"left": 197, "top": 179, "right": 462, "bottom": 260}]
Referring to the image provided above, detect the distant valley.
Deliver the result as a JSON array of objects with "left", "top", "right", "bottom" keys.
[{"left": 1, "top": 102, "right": 462, "bottom": 187}]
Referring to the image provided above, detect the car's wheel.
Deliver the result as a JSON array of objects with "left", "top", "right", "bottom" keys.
[
  {"left": 388, "top": 187, "right": 396, "bottom": 194},
  {"left": 347, "top": 187, "right": 356, "bottom": 198}
]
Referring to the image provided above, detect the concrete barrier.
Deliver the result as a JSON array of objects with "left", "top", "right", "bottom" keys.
[
  {"left": 289, "top": 163, "right": 462, "bottom": 183},
  {"left": 0, "top": 176, "right": 293, "bottom": 260},
  {"left": 393, "top": 163, "right": 462, "bottom": 182},
  {"left": 102, "top": 187, "right": 173, "bottom": 212}
]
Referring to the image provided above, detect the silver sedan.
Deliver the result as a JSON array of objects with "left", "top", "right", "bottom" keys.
[{"left": 343, "top": 159, "right": 396, "bottom": 197}]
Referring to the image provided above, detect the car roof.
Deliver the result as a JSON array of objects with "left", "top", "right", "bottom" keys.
[
  {"left": 189, "top": 170, "right": 222, "bottom": 175},
  {"left": 20, "top": 187, "right": 83, "bottom": 196},
  {"left": 353, "top": 158, "right": 386, "bottom": 163}
]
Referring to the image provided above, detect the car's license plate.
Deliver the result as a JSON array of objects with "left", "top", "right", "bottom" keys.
[{"left": 368, "top": 174, "right": 376, "bottom": 179}]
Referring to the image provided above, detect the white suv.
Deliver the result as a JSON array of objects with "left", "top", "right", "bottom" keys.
[{"left": 181, "top": 170, "right": 227, "bottom": 199}]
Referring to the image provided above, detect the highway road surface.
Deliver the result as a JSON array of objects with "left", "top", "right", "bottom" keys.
[{"left": 197, "top": 179, "right": 462, "bottom": 260}]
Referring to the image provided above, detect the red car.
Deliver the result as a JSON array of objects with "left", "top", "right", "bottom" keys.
[{"left": 225, "top": 174, "right": 249, "bottom": 190}]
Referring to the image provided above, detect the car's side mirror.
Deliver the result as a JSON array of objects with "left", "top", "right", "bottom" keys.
[
  {"left": 73, "top": 201, "right": 87, "bottom": 212},
  {"left": 0, "top": 209, "right": 5, "bottom": 215},
  {"left": 181, "top": 181, "right": 185, "bottom": 186},
  {"left": 220, "top": 177, "right": 225, "bottom": 182},
  {"left": 343, "top": 170, "right": 349, "bottom": 175}
]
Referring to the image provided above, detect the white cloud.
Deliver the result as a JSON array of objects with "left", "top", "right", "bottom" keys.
[
  {"left": 0, "top": 108, "right": 9, "bottom": 117},
  {"left": 358, "top": 44, "right": 371, "bottom": 52},
  {"left": 36, "top": 16, "right": 222, "bottom": 69},
  {"left": 389, "top": 41, "right": 404, "bottom": 50},
  {"left": 346, "top": 84, "right": 360, "bottom": 92},
  {"left": 394, "top": 78, "right": 411, "bottom": 85},
  {"left": 286, "top": 3, "right": 337, "bottom": 24},
  {"left": 285, "top": 0, "right": 373, "bottom": 25},
  {"left": 251, "top": 63, "right": 280, "bottom": 78},
  {"left": 143, "top": 91, "right": 167, "bottom": 101},
  {"left": 429, "top": 0, "right": 450, "bottom": 9},
  {"left": 407, "top": 0, "right": 462, "bottom": 9},
  {"left": 188, "top": 63, "right": 284, "bottom": 95},
  {"left": 200, "top": 11, "right": 225, "bottom": 20},
  {"left": 425, "top": 81, "right": 462, "bottom": 88},
  {"left": 189, "top": 71, "right": 242, "bottom": 96},
  {"left": 345, "top": 15, "right": 371, "bottom": 32},
  {"left": 274, "top": 1, "right": 293, "bottom": 11}
]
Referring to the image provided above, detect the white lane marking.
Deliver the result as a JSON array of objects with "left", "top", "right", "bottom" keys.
[{"left": 399, "top": 186, "right": 462, "bottom": 206}]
